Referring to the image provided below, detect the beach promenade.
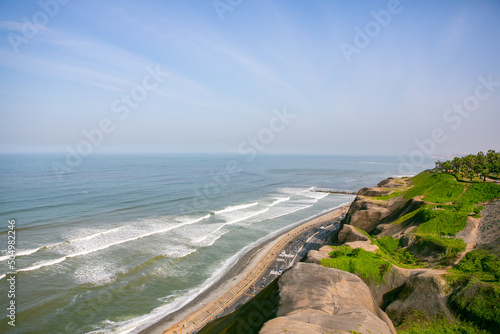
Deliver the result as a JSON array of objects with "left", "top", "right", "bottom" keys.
[{"left": 161, "top": 205, "right": 349, "bottom": 334}]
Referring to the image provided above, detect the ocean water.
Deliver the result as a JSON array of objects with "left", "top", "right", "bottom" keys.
[{"left": 0, "top": 154, "right": 432, "bottom": 333}]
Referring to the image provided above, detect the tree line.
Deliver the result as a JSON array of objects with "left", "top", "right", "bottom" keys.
[{"left": 436, "top": 150, "right": 500, "bottom": 181}]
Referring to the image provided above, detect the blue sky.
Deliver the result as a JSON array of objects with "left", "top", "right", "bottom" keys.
[{"left": 1, "top": 0, "right": 499, "bottom": 156}]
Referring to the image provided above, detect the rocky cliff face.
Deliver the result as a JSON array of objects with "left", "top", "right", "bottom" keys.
[
  {"left": 259, "top": 263, "right": 396, "bottom": 334},
  {"left": 341, "top": 178, "right": 425, "bottom": 235}
]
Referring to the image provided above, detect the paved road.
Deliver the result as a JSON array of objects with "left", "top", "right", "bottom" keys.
[{"left": 216, "top": 218, "right": 342, "bottom": 318}]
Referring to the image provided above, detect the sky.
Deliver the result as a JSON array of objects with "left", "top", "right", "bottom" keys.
[{"left": 0, "top": 0, "right": 499, "bottom": 157}]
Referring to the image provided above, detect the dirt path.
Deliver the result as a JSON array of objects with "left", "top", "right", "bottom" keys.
[{"left": 453, "top": 217, "right": 480, "bottom": 266}]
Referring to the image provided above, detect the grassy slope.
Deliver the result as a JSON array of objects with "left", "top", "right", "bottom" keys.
[
  {"left": 321, "top": 171, "right": 500, "bottom": 333},
  {"left": 320, "top": 246, "right": 391, "bottom": 283}
]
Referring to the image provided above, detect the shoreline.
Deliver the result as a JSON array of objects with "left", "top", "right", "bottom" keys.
[{"left": 138, "top": 203, "right": 350, "bottom": 334}]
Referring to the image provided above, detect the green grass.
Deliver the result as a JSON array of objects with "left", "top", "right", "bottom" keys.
[
  {"left": 412, "top": 235, "right": 466, "bottom": 265},
  {"left": 405, "top": 172, "right": 467, "bottom": 203},
  {"left": 396, "top": 316, "right": 490, "bottom": 334},
  {"left": 391, "top": 208, "right": 420, "bottom": 225},
  {"left": 450, "top": 280, "right": 500, "bottom": 332},
  {"left": 377, "top": 235, "right": 418, "bottom": 266},
  {"left": 321, "top": 246, "right": 391, "bottom": 283},
  {"left": 350, "top": 228, "right": 419, "bottom": 267},
  {"left": 451, "top": 249, "right": 500, "bottom": 283},
  {"left": 378, "top": 235, "right": 400, "bottom": 253},
  {"left": 372, "top": 189, "right": 406, "bottom": 201},
  {"left": 458, "top": 183, "right": 500, "bottom": 208},
  {"left": 415, "top": 208, "right": 469, "bottom": 236}
]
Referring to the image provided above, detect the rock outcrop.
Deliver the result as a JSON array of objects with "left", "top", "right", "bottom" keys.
[
  {"left": 305, "top": 245, "right": 332, "bottom": 265},
  {"left": 341, "top": 177, "right": 425, "bottom": 236},
  {"left": 337, "top": 224, "right": 369, "bottom": 243},
  {"left": 259, "top": 263, "right": 396, "bottom": 334},
  {"left": 384, "top": 271, "right": 453, "bottom": 326}
]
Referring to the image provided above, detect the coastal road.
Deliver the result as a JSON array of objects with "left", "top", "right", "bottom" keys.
[{"left": 217, "top": 218, "right": 342, "bottom": 318}]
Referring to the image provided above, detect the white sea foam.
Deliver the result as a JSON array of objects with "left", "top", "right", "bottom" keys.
[
  {"left": 298, "top": 190, "right": 329, "bottom": 200},
  {"left": 18, "top": 257, "right": 67, "bottom": 273},
  {"left": 73, "top": 261, "right": 119, "bottom": 286},
  {"left": 66, "top": 218, "right": 203, "bottom": 258},
  {"left": 1, "top": 214, "right": 210, "bottom": 276},
  {"left": 248, "top": 204, "right": 314, "bottom": 224},
  {"left": 69, "top": 227, "right": 124, "bottom": 243},
  {"left": 0, "top": 247, "right": 41, "bottom": 262},
  {"left": 277, "top": 187, "right": 309, "bottom": 195},
  {"left": 160, "top": 245, "right": 197, "bottom": 258},
  {"left": 212, "top": 202, "right": 258, "bottom": 215},
  {"left": 190, "top": 230, "right": 227, "bottom": 248},
  {"left": 268, "top": 197, "right": 291, "bottom": 207},
  {"left": 190, "top": 208, "right": 270, "bottom": 246}
]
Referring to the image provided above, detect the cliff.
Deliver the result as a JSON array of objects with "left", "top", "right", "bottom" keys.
[{"left": 317, "top": 172, "right": 500, "bottom": 332}]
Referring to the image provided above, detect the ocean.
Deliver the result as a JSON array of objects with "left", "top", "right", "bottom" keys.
[{"left": 0, "top": 154, "right": 432, "bottom": 333}]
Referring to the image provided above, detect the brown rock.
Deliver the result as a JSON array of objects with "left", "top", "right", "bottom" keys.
[
  {"left": 384, "top": 271, "right": 452, "bottom": 326},
  {"left": 337, "top": 224, "right": 369, "bottom": 243},
  {"left": 305, "top": 245, "right": 332, "bottom": 265},
  {"left": 259, "top": 263, "right": 396, "bottom": 334}
]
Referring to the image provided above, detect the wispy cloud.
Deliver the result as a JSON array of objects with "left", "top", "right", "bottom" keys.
[{"left": 0, "top": 20, "right": 49, "bottom": 33}]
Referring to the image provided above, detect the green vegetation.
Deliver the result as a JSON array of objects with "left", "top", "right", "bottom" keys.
[
  {"left": 472, "top": 205, "right": 484, "bottom": 218},
  {"left": 321, "top": 246, "right": 391, "bottom": 283},
  {"left": 412, "top": 235, "right": 466, "bottom": 265},
  {"left": 450, "top": 280, "right": 500, "bottom": 332},
  {"left": 372, "top": 189, "right": 406, "bottom": 201},
  {"left": 397, "top": 315, "right": 489, "bottom": 334},
  {"left": 397, "top": 160, "right": 500, "bottom": 263},
  {"left": 404, "top": 172, "right": 467, "bottom": 203},
  {"left": 376, "top": 235, "right": 418, "bottom": 266},
  {"left": 458, "top": 183, "right": 500, "bottom": 210},
  {"left": 437, "top": 150, "right": 500, "bottom": 181},
  {"left": 451, "top": 249, "right": 500, "bottom": 283},
  {"left": 392, "top": 209, "right": 420, "bottom": 225},
  {"left": 415, "top": 208, "right": 468, "bottom": 236},
  {"left": 377, "top": 235, "right": 400, "bottom": 253},
  {"left": 348, "top": 227, "right": 418, "bottom": 267}
]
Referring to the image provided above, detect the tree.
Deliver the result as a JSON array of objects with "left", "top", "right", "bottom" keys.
[
  {"left": 451, "top": 157, "right": 462, "bottom": 173},
  {"left": 442, "top": 161, "right": 452, "bottom": 173},
  {"left": 465, "top": 168, "right": 475, "bottom": 181}
]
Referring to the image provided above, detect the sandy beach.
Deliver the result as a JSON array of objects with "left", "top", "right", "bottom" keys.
[{"left": 138, "top": 204, "right": 350, "bottom": 334}]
